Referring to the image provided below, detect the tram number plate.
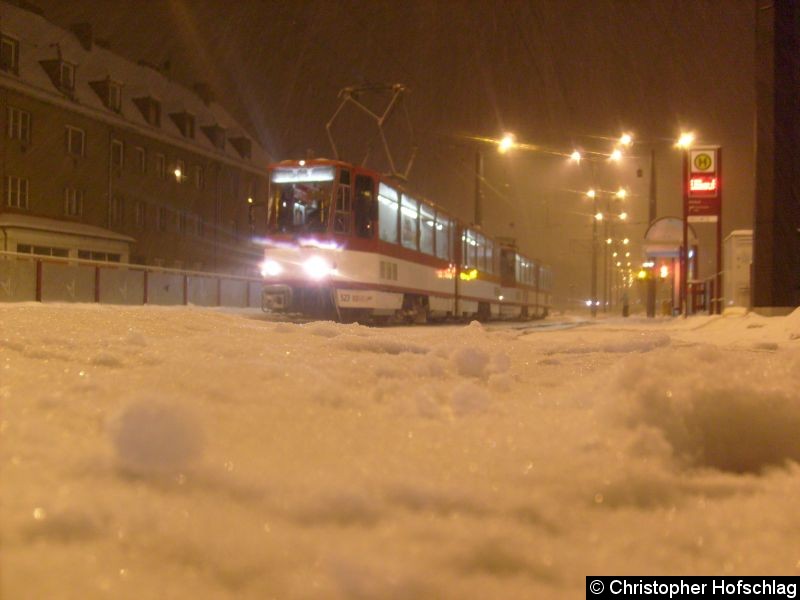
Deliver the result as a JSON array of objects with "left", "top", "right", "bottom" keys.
[{"left": 337, "top": 291, "right": 374, "bottom": 307}]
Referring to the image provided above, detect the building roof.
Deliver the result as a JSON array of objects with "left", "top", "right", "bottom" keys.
[
  {"left": 0, "top": 0, "right": 270, "bottom": 171},
  {"left": 0, "top": 213, "right": 135, "bottom": 242}
]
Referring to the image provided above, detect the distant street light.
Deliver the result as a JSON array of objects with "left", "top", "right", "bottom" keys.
[
  {"left": 616, "top": 188, "right": 627, "bottom": 199},
  {"left": 570, "top": 150, "right": 582, "bottom": 163},
  {"left": 498, "top": 132, "right": 516, "bottom": 154},
  {"left": 676, "top": 132, "right": 695, "bottom": 149},
  {"left": 595, "top": 212, "right": 604, "bottom": 221},
  {"left": 619, "top": 133, "right": 633, "bottom": 147},
  {"left": 609, "top": 148, "right": 623, "bottom": 162},
  {"left": 619, "top": 211, "right": 628, "bottom": 221},
  {"left": 587, "top": 189, "right": 596, "bottom": 199}
]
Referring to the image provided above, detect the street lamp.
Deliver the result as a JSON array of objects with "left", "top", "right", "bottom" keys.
[
  {"left": 629, "top": 130, "right": 697, "bottom": 316},
  {"left": 676, "top": 132, "right": 695, "bottom": 149},
  {"left": 498, "top": 132, "right": 516, "bottom": 154},
  {"left": 473, "top": 132, "right": 516, "bottom": 226}
]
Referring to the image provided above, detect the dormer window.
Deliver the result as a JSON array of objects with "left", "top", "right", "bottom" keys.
[
  {"left": 0, "top": 34, "right": 19, "bottom": 74},
  {"left": 201, "top": 124, "right": 226, "bottom": 150},
  {"left": 108, "top": 81, "right": 121, "bottom": 112},
  {"left": 229, "top": 136, "right": 252, "bottom": 160},
  {"left": 59, "top": 61, "right": 75, "bottom": 91},
  {"left": 90, "top": 78, "right": 122, "bottom": 112},
  {"left": 40, "top": 57, "right": 77, "bottom": 97},
  {"left": 133, "top": 96, "right": 161, "bottom": 127},
  {"left": 170, "top": 111, "right": 195, "bottom": 139}
]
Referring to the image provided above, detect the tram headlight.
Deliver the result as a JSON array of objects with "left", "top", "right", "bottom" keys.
[
  {"left": 303, "top": 256, "right": 336, "bottom": 280},
  {"left": 260, "top": 259, "right": 283, "bottom": 277}
]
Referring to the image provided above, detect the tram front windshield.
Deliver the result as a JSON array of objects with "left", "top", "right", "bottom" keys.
[{"left": 270, "top": 166, "right": 334, "bottom": 233}]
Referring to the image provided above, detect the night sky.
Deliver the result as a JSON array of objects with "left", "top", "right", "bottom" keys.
[{"left": 33, "top": 0, "right": 756, "bottom": 304}]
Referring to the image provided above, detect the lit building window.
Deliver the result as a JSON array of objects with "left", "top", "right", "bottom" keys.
[{"left": 174, "top": 159, "right": 185, "bottom": 182}]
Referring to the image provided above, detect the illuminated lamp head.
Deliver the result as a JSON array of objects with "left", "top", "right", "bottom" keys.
[
  {"left": 260, "top": 259, "right": 283, "bottom": 277},
  {"left": 303, "top": 256, "right": 336, "bottom": 280}
]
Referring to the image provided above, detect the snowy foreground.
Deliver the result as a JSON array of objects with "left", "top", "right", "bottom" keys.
[{"left": 3, "top": 304, "right": 800, "bottom": 599}]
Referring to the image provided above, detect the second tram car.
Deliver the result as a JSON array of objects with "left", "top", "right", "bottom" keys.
[{"left": 258, "top": 158, "right": 551, "bottom": 323}]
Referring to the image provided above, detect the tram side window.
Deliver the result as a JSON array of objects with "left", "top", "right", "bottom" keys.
[
  {"left": 485, "top": 239, "right": 494, "bottom": 274},
  {"left": 419, "top": 205, "right": 435, "bottom": 255},
  {"left": 500, "top": 249, "right": 515, "bottom": 281},
  {"left": 463, "top": 230, "right": 478, "bottom": 268},
  {"left": 334, "top": 169, "right": 352, "bottom": 234},
  {"left": 378, "top": 183, "right": 399, "bottom": 243},
  {"left": 476, "top": 234, "right": 486, "bottom": 271},
  {"left": 354, "top": 175, "right": 375, "bottom": 238},
  {"left": 400, "top": 194, "right": 419, "bottom": 251},
  {"left": 435, "top": 215, "right": 450, "bottom": 260}
]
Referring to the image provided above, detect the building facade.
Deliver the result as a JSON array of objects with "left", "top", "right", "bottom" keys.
[{"left": 0, "top": 0, "right": 271, "bottom": 274}]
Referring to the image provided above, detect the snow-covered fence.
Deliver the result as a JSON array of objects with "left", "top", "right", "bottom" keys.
[{"left": 0, "top": 252, "right": 265, "bottom": 309}]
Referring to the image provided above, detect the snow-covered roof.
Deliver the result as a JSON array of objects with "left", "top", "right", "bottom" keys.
[
  {"left": 0, "top": 213, "right": 135, "bottom": 242},
  {"left": 0, "top": 1, "right": 270, "bottom": 171}
]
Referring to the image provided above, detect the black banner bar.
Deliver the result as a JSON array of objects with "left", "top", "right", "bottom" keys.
[{"left": 586, "top": 577, "right": 799, "bottom": 599}]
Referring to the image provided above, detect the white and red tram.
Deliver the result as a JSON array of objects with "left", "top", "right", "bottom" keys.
[{"left": 258, "top": 158, "right": 551, "bottom": 322}]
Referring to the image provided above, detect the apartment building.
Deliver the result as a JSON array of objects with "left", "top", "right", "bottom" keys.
[{"left": 0, "top": 0, "right": 270, "bottom": 273}]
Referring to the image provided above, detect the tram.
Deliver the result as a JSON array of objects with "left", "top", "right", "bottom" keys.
[{"left": 258, "top": 158, "right": 551, "bottom": 323}]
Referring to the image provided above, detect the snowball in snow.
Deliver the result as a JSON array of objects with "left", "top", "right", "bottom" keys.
[
  {"left": 452, "top": 347, "right": 491, "bottom": 378},
  {"left": 109, "top": 400, "right": 204, "bottom": 475}
]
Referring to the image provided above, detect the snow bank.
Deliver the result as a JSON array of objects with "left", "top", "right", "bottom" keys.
[
  {"left": 3, "top": 305, "right": 800, "bottom": 599},
  {"left": 604, "top": 346, "right": 800, "bottom": 473}
]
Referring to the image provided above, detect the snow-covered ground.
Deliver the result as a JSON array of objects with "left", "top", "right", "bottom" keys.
[{"left": 2, "top": 304, "right": 800, "bottom": 599}]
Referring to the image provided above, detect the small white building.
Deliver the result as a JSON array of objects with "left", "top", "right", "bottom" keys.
[
  {"left": 723, "top": 230, "right": 752, "bottom": 309},
  {"left": 0, "top": 213, "right": 133, "bottom": 262}
]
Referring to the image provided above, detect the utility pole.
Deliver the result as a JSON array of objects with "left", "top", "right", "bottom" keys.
[
  {"left": 646, "top": 148, "right": 657, "bottom": 317},
  {"left": 474, "top": 149, "right": 483, "bottom": 226},
  {"left": 591, "top": 193, "right": 599, "bottom": 318}
]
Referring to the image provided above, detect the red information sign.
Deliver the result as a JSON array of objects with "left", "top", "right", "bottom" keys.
[{"left": 686, "top": 147, "right": 720, "bottom": 223}]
